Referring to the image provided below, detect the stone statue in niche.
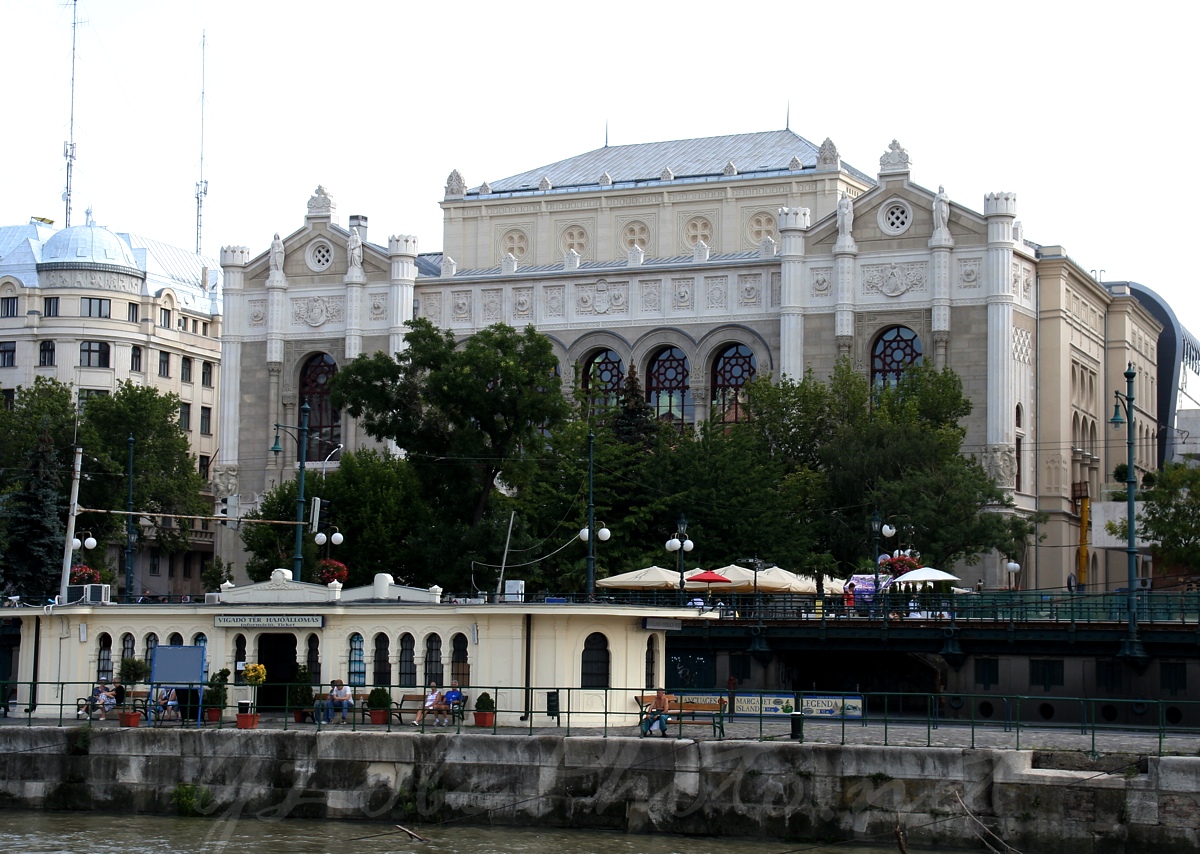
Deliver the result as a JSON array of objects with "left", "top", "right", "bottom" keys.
[
  {"left": 836, "top": 192, "right": 854, "bottom": 238},
  {"left": 270, "top": 233, "right": 285, "bottom": 273},
  {"left": 933, "top": 186, "right": 950, "bottom": 233},
  {"left": 347, "top": 227, "right": 363, "bottom": 271}
]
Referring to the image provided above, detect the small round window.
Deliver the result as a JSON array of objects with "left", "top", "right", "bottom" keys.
[
  {"left": 878, "top": 201, "right": 912, "bottom": 236},
  {"left": 501, "top": 228, "right": 529, "bottom": 260},
  {"left": 306, "top": 241, "right": 334, "bottom": 272}
]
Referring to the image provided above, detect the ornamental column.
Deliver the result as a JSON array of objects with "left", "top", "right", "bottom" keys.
[
  {"left": 834, "top": 204, "right": 858, "bottom": 359},
  {"left": 777, "top": 206, "right": 810, "bottom": 379},
  {"left": 389, "top": 235, "right": 418, "bottom": 355},
  {"left": 984, "top": 192, "right": 1018, "bottom": 489},
  {"left": 928, "top": 188, "right": 954, "bottom": 369}
]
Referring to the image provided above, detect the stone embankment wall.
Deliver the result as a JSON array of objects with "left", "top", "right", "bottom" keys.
[{"left": 0, "top": 727, "right": 1197, "bottom": 851}]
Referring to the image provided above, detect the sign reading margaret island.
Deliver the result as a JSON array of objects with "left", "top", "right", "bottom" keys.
[{"left": 213, "top": 615, "right": 325, "bottom": 628}]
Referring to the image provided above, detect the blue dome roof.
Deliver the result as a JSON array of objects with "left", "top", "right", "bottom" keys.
[{"left": 39, "top": 224, "right": 142, "bottom": 275}]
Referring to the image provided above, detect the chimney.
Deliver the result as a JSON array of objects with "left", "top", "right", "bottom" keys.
[{"left": 348, "top": 214, "right": 368, "bottom": 245}]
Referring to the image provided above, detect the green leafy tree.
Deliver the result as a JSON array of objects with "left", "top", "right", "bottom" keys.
[
  {"left": 0, "top": 423, "right": 67, "bottom": 600},
  {"left": 1107, "top": 462, "right": 1200, "bottom": 574}
]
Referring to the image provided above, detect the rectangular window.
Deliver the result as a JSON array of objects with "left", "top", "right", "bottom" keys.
[
  {"left": 181, "top": 357, "right": 192, "bottom": 383},
  {"left": 200, "top": 406, "right": 212, "bottom": 435},
  {"left": 77, "top": 388, "right": 109, "bottom": 406},
  {"left": 159, "top": 308, "right": 171, "bottom": 328},
  {"left": 127, "top": 302, "right": 139, "bottom": 323},
  {"left": 149, "top": 551, "right": 161, "bottom": 577},
  {"left": 80, "top": 341, "right": 110, "bottom": 368},
  {"left": 158, "top": 351, "right": 170, "bottom": 377},
  {"left": 39, "top": 341, "right": 55, "bottom": 366},
  {"left": 1029, "top": 659, "right": 1065, "bottom": 691},
  {"left": 974, "top": 658, "right": 999, "bottom": 690},
  {"left": 179, "top": 402, "right": 191, "bottom": 431},
  {"left": 178, "top": 316, "right": 187, "bottom": 331},
  {"left": 130, "top": 346, "right": 142, "bottom": 372},
  {"left": 82, "top": 298, "right": 111, "bottom": 318},
  {"left": 1, "top": 297, "right": 18, "bottom": 317},
  {"left": 182, "top": 555, "right": 192, "bottom": 578},
  {"left": 44, "top": 297, "right": 59, "bottom": 317},
  {"left": 167, "top": 554, "right": 175, "bottom": 578},
  {"left": 1015, "top": 436, "right": 1023, "bottom": 492},
  {"left": 202, "top": 322, "right": 209, "bottom": 336},
  {"left": 1096, "top": 660, "right": 1122, "bottom": 693},
  {"left": 198, "top": 454, "right": 210, "bottom": 479},
  {"left": 201, "top": 361, "right": 213, "bottom": 387},
  {"left": 192, "top": 319, "right": 198, "bottom": 333},
  {"left": 1161, "top": 661, "right": 1187, "bottom": 696},
  {"left": 0, "top": 342, "right": 15, "bottom": 367},
  {"left": 2, "top": 389, "right": 13, "bottom": 410}
]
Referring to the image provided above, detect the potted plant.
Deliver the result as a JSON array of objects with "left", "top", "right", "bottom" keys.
[
  {"left": 289, "top": 664, "right": 315, "bottom": 722},
  {"left": 238, "top": 663, "right": 266, "bottom": 728},
  {"left": 473, "top": 691, "right": 496, "bottom": 727},
  {"left": 318, "top": 559, "right": 349, "bottom": 586},
  {"left": 116, "top": 657, "right": 150, "bottom": 727},
  {"left": 366, "top": 687, "right": 392, "bottom": 725},
  {"left": 204, "top": 668, "right": 230, "bottom": 723}
]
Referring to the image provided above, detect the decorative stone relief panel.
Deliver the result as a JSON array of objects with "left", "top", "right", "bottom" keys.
[
  {"left": 576, "top": 280, "right": 628, "bottom": 316},
  {"left": 1044, "top": 454, "right": 1068, "bottom": 496},
  {"left": 422, "top": 292, "right": 443, "bottom": 325},
  {"left": 248, "top": 299, "right": 267, "bottom": 327},
  {"left": 369, "top": 292, "right": 388, "bottom": 320},
  {"left": 544, "top": 285, "right": 564, "bottom": 319},
  {"left": 482, "top": 289, "right": 503, "bottom": 324},
  {"left": 616, "top": 214, "right": 656, "bottom": 258},
  {"left": 640, "top": 280, "right": 662, "bottom": 313},
  {"left": 706, "top": 276, "right": 728, "bottom": 311},
  {"left": 1013, "top": 327, "right": 1032, "bottom": 365},
  {"left": 862, "top": 262, "right": 928, "bottom": 297},
  {"left": 557, "top": 220, "right": 594, "bottom": 259},
  {"left": 678, "top": 211, "right": 717, "bottom": 254},
  {"left": 495, "top": 224, "right": 533, "bottom": 262},
  {"left": 984, "top": 444, "right": 1017, "bottom": 489},
  {"left": 672, "top": 277, "right": 696, "bottom": 311},
  {"left": 958, "top": 258, "right": 981, "bottom": 288},
  {"left": 737, "top": 274, "right": 762, "bottom": 308},
  {"left": 743, "top": 210, "right": 778, "bottom": 248},
  {"left": 452, "top": 290, "right": 473, "bottom": 324},
  {"left": 513, "top": 287, "right": 534, "bottom": 320},
  {"left": 1016, "top": 261, "right": 1034, "bottom": 300},
  {"left": 42, "top": 270, "right": 142, "bottom": 294},
  {"left": 290, "top": 296, "right": 345, "bottom": 327},
  {"left": 811, "top": 267, "right": 833, "bottom": 298},
  {"left": 770, "top": 272, "right": 781, "bottom": 308}
]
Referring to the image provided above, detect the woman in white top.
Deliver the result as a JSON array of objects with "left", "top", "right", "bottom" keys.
[{"left": 413, "top": 682, "right": 441, "bottom": 725}]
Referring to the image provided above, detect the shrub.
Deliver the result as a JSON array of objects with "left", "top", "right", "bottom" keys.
[
  {"left": 289, "top": 664, "right": 315, "bottom": 709},
  {"left": 474, "top": 691, "right": 495, "bottom": 712},
  {"left": 367, "top": 687, "right": 392, "bottom": 710},
  {"left": 117, "top": 657, "right": 150, "bottom": 685},
  {"left": 205, "top": 668, "right": 230, "bottom": 710},
  {"left": 172, "top": 782, "right": 213, "bottom": 817}
]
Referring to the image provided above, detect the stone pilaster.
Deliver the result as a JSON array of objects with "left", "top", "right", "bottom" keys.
[
  {"left": 777, "top": 207, "right": 809, "bottom": 379},
  {"left": 389, "top": 234, "right": 418, "bottom": 354},
  {"left": 218, "top": 246, "right": 248, "bottom": 468},
  {"left": 344, "top": 264, "right": 365, "bottom": 360},
  {"left": 984, "top": 191, "right": 1018, "bottom": 463},
  {"left": 929, "top": 228, "right": 953, "bottom": 370}
]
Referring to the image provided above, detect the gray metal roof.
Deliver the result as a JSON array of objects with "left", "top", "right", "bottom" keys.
[
  {"left": 121, "top": 232, "right": 223, "bottom": 314},
  {"left": 473, "top": 129, "right": 874, "bottom": 195}
]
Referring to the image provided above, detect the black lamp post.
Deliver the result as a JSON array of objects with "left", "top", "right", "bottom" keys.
[
  {"left": 870, "top": 511, "right": 882, "bottom": 612},
  {"left": 577, "top": 432, "right": 610, "bottom": 597},
  {"left": 1109, "top": 363, "right": 1147, "bottom": 662},
  {"left": 125, "top": 433, "right": 135, "bottom": 602},
  {"left": 665, "top": 515, "right": 693, "bottom": 603},
  {"left": 271, "top": 400, "right": 310, "bottom": 581}
]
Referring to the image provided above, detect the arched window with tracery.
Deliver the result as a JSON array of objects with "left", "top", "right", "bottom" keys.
[
  {"left": 307, "top": 634, "right": 321, "bottom": 685},
  {"left": 871, "top": 326, "right": 922, "bottom": 387},
  {"left": 399, "top": 633, "right": 417, "bottom": 685},
  {"left": 424, "top": 634, "right": 444, "bottom": 687},
  {"left": 373, "top": 633, "right": 391, "bottom": 686},
  {"left": 582, "top": 349, "right": 624, "bottom": 416},
  {"left": 451, "top": 633, "right": 470, "bottom": 687},
  {"left": 348, "top": 633, "right": 366, "bottom": 686},
  {"left": 121, "top": 632, "right": 135, "bottom": 664},
  {"left": 647, "top": 346, "right": 693, "bottom": 428},
  {"left": 145, "top": 633, "right": 159, "bottom": 667},
  {"left": 168, "top": 632, "right": 183, "bottom": 646},
  {"left": 193, "top": 633, "right": 208, "bottom": 679},
  {"left": 581, "top": 632, "right": 610, "bottom": 688},
  {"left": 96, "top": 633, "right": 113, "bottom": 682},
  {"left": 645, "top": 636, "right": 656, "bottom": 689},
  {"left": 711, "top": 344, "right": 756, "bottom": 424},
  {"left": 299, "top": 353, "right": 341, "bottom": 461}
]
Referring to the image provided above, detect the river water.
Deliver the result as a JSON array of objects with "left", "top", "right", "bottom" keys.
[{"left": 4, "top": 812, "right": 972, "bottom": 853}]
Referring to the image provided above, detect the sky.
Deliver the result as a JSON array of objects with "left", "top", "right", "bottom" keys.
[{"left": 3, "top": 1, "right": 1198, "bottom": 332}]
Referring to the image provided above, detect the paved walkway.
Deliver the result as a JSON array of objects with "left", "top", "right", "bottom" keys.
[{"left": 5, "top": 711, "right": 1198, "bottom": 756}]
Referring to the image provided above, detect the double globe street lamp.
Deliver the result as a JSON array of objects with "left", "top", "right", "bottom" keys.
[
  {"left": 665, "top": 516, "right": 694, "bottom": 603},
  {"left": 1109, "top": 362, "right": 1147, "bottom": 662}
]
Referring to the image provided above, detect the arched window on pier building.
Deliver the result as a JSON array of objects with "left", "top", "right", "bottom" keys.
[
  {"left": 451, "top": 633, "right": 470, "bottom": 687},
  {"left": 348, "top": 633, "right": 366, "bottom": 686},
  {"left": 96, "top": 633, "right": 113, "bottom": 683},
  {"left": 399, "top": 633, "right": 416, "bottom": 686},
  {"left": 424, "top": 634, "right": 444, "bottom": 687},
  {"left": 373, "top": 633, "right": 391, "bottom": 686},
  {"left": 581, "top": 632, "right": 610, "bottom": 688}
]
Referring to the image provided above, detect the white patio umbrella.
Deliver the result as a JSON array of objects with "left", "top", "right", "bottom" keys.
[
  {"left": 684, "top": 565, "right": 798, "bottom": 593},
  {"left": 893, "top": 567, "right": 960, "bottom": 583},
  {"left": 596, "top": 565, "right": 683, "bottom": 590}
]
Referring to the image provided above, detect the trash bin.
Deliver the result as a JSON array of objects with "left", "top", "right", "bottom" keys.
[
  {"left": 546, "top": 690, "right": 559, "bottom": 720},
  {"left": 790, "top": 712, "right": 805, "bottom": 739},
  {"left": 238, "top": 700, "right": 253, "bottom": 715}
]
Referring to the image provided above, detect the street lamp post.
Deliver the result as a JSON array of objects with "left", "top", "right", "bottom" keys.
[
  {"left": 578, "top": 432, "right": 613, "bottom": 597},
  {"left": 1109, "top": 363, "right": 1147, "bottom": 662},
  {"left": 271, "top": 400, "right": 310, "bottom": 581},
  {"left": 125, "top": 434, "right": 135, "bottom": 603},
  {"left": 870, "top": 511, "right": 882, "bottom": 614},
  {"left": 665, "top": 515, "right": 694, "bottom": 603}
]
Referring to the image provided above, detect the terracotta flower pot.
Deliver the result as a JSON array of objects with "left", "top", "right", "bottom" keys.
[
  {"left": 473, "top": 711, "right": 495, "bottom": 727},
  {"left": 368, "top": 709, "right": 388, "bottom": 725},
  {"left": 205, "top": 707, "right": 222, "bottom": 723},
  {"left": 236, "top": 712, "right": 259, "bottom": 729},
  {"left": 118, "top": 710, "right": 141, "bottom": 728}
]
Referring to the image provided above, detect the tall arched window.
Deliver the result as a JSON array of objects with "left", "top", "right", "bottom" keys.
[
  {"left": 121, "top": 632, "right": 135, "bottom": 664},
  {"left": 348, "top": 633, "right": 366, "bottom": 686},
  {"left": 373, "top": 633, "right": 391, "bottom": 686},
  {"left": 871, "top": 326, "right": 922, "bottom": 387},
  {"left": 399, "top": 633, "right": 417, "bottom": 685},
  {"left": 145, "top": 632, "right": 159, "bottom": 667},
  {"left": 581, "top": 632, "right": 610, "bottom": 688},
  {"left": 233, "top": 634, "right": 245, "bottom": 683},
  {"left": 451, "top": 633, "right": 470, "bottom": 687},
  {"left": 424, "top": 634, "right": 444, "bottom": 687},
  {"left": 582, "top": 349, "right": 624, "bottom": 416},
  {"left": 645, "top": 636, "right": 656, "bottom": 690},
  {"left": 96, "top": 633, "right": 113, "bottom": 682},
  {"left": 299, "top": 353, "right": 341, "bottom": 461},
  {"left": 168, "top": 632, "right": 184, "bottom": 646},
  {"left": 711, "top": 344, "right": 756, "bottom": 424},
  {"left": 193, "top": 633, "right": 208, "bottom": 679},
  {"left": 307, "top": 634, "right": 321, "bottom": 685},
  {"left": 647, "top": 347, "right": 693, "bottom": 428}
]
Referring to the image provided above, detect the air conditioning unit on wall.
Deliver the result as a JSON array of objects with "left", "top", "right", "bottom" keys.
[
  {"left": 1135, "top": 578, "right": 1153, "bottom": 591},
  {"left": 85, "top": 583, "right": 111, "bottom": 604}
]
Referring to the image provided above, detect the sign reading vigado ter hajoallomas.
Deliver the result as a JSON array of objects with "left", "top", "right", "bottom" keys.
[{"left": 213, "top": 615, "right": 325, "bottom": 628}]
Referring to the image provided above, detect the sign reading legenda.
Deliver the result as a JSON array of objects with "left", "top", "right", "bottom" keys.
[{"left": 213, "top": 615, "right": 325, "bottom": 628}]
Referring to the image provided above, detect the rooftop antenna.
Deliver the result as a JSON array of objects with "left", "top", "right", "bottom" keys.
[
  {"left": 785, "top": 100, "right": 790, "bottom": 131},
  {"left": 195, "top": 30, "right": 209, "bottom": 255},
  {"left": 605, "top": 120, "right": 608, "bottom": 148},
  {"left": 63, "top": 0, "right": 80, "bottom": 227}
]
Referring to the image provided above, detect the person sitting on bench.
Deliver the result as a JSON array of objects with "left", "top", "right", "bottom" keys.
[
  {"left": 413, "top": 682, "right": 441, "bottom": 726},
  {"left": 641, "top": 687, "right": 670, "bottom": 737}
]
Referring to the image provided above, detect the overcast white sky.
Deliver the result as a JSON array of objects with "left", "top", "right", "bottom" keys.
[{"left": 3, "top": 1, "right": 1198, "bottom": 333}]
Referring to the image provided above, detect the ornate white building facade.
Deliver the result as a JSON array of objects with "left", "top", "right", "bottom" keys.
[{"left": 218, "top": 130, "right": 1169, "bottom": 592}]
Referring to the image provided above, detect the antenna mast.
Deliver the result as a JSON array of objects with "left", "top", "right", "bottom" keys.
[
  {"left": 63, "top": 0, "right": 79, "bottom": 227},
  {"left": 195, "top": 30, "right": 209, "bottom": 255}
]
